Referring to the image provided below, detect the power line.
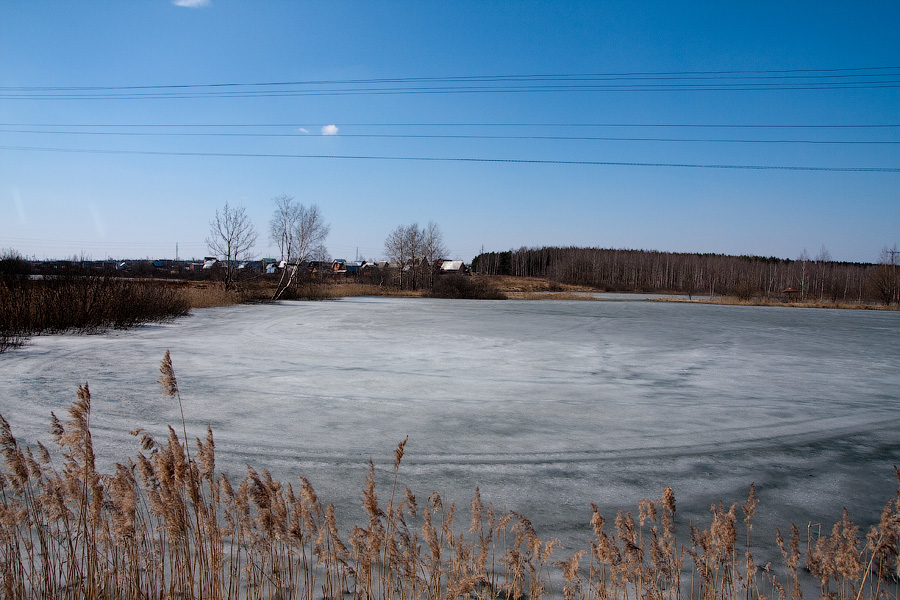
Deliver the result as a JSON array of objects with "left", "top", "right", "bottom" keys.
[
  {"left": 4, "top": 122, "right": 897, "bottom": 129},
  {"left": 3, "top": 66, "right": 898, "bottom": 91},
  {"left": 2, "top": 127, "right": 897, "bottom": 144},
  {"left": 2, "top": 144, "right": 897, "bottom": 172},
  {"left": 2, "top": 68, "right": 899, "bottom": 99},
  {"left": 5, "top": 82, "right": 900, "bottom": 100}
]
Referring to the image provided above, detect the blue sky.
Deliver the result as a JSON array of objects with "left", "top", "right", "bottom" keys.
[{"left": 1, "top": 1, "right": 898, "bottom": 263}]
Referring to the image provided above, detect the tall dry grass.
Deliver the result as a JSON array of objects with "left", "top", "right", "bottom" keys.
[
  {"left": 314, "top": 282, "right": 423, "bottom": 298},
  {"left": 0, "top": 352, "right": 898, "bottom": 600},
  {"left": 506, "top": 292, "right": 598, "bottom": 301},
  {"left": 652, "top": 297, "right": 900, "bottom": 311},
  {"left": 270, "top": 281, "right": 425, "bottom": 301},
  {"left": 428, "top": 275, "right": 508, "bottom": 300},
  {"left": 180, "top": 283, "right": 246, "bottom": 309},
  {"left": 0, "top": 275, "right": 191, "bottom": 352}
]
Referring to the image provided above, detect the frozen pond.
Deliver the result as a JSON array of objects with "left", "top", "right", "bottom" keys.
[{"left": 1, "top": 297, "right": 898, "bottom": 562}]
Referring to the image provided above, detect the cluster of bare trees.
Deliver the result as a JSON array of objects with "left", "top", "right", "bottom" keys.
[
  {"left": 205, "top": 196, "right": 330, "bottom": 298},
  {"left": 382, "top": 221, "right": 448, "bottom": 290},
  {"left": 472, "top": 245, "right": 900, "bottom": 304},
  {"left": 204, "top": 200, "right": 458, "bottom": 295}
]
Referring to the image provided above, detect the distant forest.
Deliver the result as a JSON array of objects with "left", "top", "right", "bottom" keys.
[{"left": 471, "top": 246, "right": 900, "bottom": 304}]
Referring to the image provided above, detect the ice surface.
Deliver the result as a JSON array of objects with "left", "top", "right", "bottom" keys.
[{"left": 1, "top": 297, "right": 898, "bottom": 560}]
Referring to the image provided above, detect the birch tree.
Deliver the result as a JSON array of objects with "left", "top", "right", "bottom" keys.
[
  {"left": 270, "top": 194, "right": 299, "bottom": 264},
  {"left": 269, "top": 195, "right": 330, "bottom": 300},
  {"left": 421, "top": 221, "right": 448, "bottom": 289},
  {"left": 384, "top": 223, "right": 416, "bottom": 289}
]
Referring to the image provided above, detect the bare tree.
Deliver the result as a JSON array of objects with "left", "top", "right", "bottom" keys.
[
  {"left": 868, "top": 245, "right": 900, "bottom": 305},
  {"left": 797, "top": 248, "right": 810, "bottom": 299},
  {"left": 269, "top": 195, "right": 330, "bottom": 300},
  {"left": 421, "top": 221, "right": 448, "bottom": 288},
  {"left": 206, "top": 202, "right": 258, "bottom": 291},
  {"left": 270, "top": 194, "right": 300, "bottom": 263},
  {"left": 404, "top": 224, "right": 425, "bottom": 289},
  {"left": 384, "top": 223, "right": 415, "bottom": 289},
  {"left": 814, "top": 245, "right": 832, "bottom": 300}
]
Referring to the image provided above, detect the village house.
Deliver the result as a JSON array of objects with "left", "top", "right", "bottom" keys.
[{"left": 437, "top": 259, "right": 469, "bottom": 275}]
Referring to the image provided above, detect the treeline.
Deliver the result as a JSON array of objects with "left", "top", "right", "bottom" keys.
[
  {"left": 472, "top": 246, "right": 900, "bottom": 304},
  {"left": 1, "top": 251, "right": 190, "bottom": 352}
]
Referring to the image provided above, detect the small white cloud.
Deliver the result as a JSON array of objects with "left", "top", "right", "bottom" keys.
[
  {"left": 173, "top": 0, "right": 210, "bottom": 7},
  {"left": 321, "top": 124, "right": 339, "bottom": 136},
  {"left": 297, "top": 127, "right": 309, "bottom": 134}
]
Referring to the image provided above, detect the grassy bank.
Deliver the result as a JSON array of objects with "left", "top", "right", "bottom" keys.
[
  {"left": 0, "top": 351, "right": 897, "bottom": 600},
  {"left": 652, "top": 296, "right": 900, "bottom": 311}
]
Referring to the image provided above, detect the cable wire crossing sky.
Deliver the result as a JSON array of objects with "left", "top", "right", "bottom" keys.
[{"left": 1, "top": 2, "right": 898, "bottom": 263}]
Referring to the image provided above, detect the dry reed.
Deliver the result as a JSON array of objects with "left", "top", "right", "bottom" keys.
[
  {"left": 506, "top": 292, "right": 599, "bottom": 301},
  {"left": 181, "top": 283, "right": 245, "bottom": 309},
  {"left": 0, "top": 275, "right": 191, "bottom": 352},
  {"left": 652, "top": 297, "right": 899, "bottom": 311},
  {"left": 321, "top": 283, "right": 423, "bottom": 298},
  {"left": 0, "top": 352, "right": 898, "bottom": 600}
]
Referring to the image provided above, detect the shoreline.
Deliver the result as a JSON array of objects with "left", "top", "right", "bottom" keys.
[
  {"left": 649, "top": 295, "right": 899, "bottom": 310},
  {"left": 181, "top": 277, "right": 899, "bottom": 311}
]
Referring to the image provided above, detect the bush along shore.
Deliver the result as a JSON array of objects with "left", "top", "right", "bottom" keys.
[
  {"left": 0, "top": 269, "right": 191, "bottom": 352},
  {"left": 0, "top": 351, "right": 898, "bottom": 600}
]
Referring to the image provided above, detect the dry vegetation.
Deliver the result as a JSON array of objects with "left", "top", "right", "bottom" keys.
[
  {"left": 508, "top": 292, "right": 600, "bottom": 301},
  {"left": 304, "top": 282, "right": 423, "bottom": 299},
  {"left": 0, "top": 351, "right": 898, "bottom": 600},
  {"left": 487, "top": 276, "right": 591, "bottom": 294},
  {"left": 652, "top": 297, "right": 900, "bottom": 311},
  {"left": 179, "top": 283, "right": 246, "bottom": 309},
  {"left": 0, "top": 274, "right": 191, "bottom": 352},
  {"left": 428, "top": 275, "right": 508, "bottom": 300},
  {"left": 183, "top": 279, "right": 426, "bottom": 305},
  {"left": 484, "top": 276, "right": 593, "bottom": 300}
]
